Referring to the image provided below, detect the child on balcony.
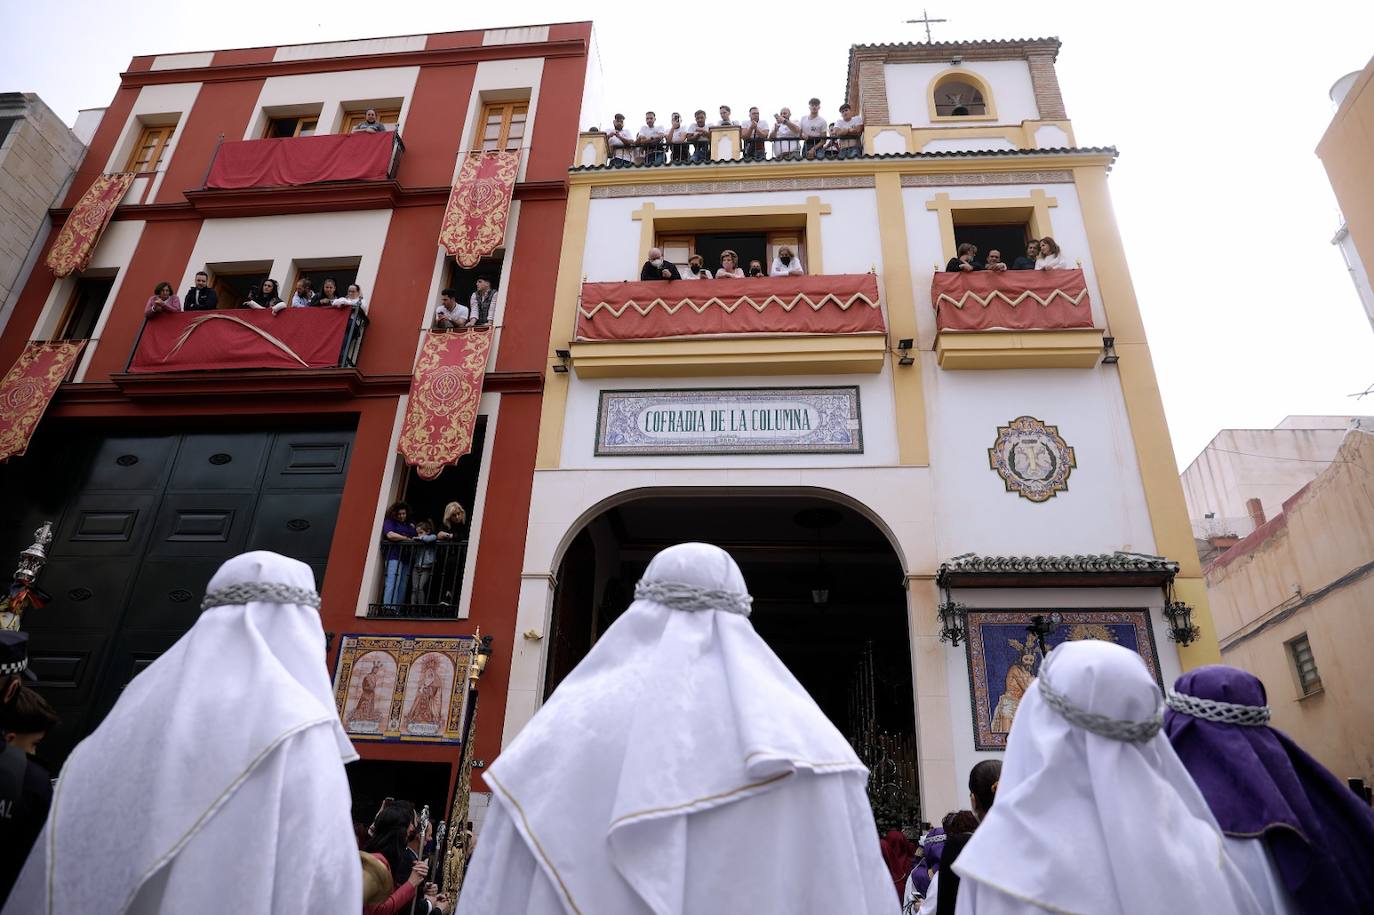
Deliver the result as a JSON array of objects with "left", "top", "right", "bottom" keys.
[{"left": 410, "top": 520, "right": 439, "bottom": 606}]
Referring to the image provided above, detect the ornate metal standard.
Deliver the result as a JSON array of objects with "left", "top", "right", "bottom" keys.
[
  {"left": 442, "top": 630, "right": 495, "bottom": 897},
  {"left": 2, "top": 521, "right": 53, "bottom": 630}
]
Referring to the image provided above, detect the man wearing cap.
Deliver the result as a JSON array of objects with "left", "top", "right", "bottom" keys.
[{"left": 0, "top": 632, "right": 55, "bottom": 904}]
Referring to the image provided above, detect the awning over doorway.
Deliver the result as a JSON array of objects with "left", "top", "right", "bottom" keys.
[
  {"left": 0, "top": 340, "right": 86, "bottom": 463},
  {"left": 937, "top": 551, "right": 1180, "bottom": 589}
]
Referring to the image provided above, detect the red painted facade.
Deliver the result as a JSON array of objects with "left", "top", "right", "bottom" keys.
[{"left": 1, "top": 23, "right": 595, "bottom": 793}]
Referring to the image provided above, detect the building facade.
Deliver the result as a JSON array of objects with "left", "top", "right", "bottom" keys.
[
  {"left": 511, "top": 37, "right": 1220, "bottom": 821},
  {"left": 1319, "top": 58, "right": 1374, "bottom": 332},
  {"left": 0, "top": 93, "right": 88, "bottom": 335},
  {"left": 0, "top": 23, "right": 597, "bottom": 822}
]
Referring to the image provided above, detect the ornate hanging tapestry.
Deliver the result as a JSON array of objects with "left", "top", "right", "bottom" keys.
[
  {"left": 45, "top": 173, "right": 135, "bottom": 277},
  {"left": 333, "top": 634, "right": 475, "bottom": 744},
  {"left": 437, "top": 151, "right": 519, "bottom": 268},
  {"left": 0, "top": 341, "right": 86, "bottom": 463},
  {"left": 397, "top": 329, "right": 491, "bottom": 480},
  {"left": 989, "top": 415, "right": 1075, "bottom": 502},
  {"left": 964, "top": 609, "right": 1161, "bottom": 750}
]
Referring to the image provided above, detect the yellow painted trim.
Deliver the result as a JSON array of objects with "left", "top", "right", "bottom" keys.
[
  {"left": 710, "top": 124, "right": 742, "bottom": 161},
  {"left": 1072, "top": 163, "right": 1221, "bottom": 666},
  {"left": 927, "top": 67, "right": 999, "bottom": 122},
  {"left": 933, "top": 328, "right": 1104, "bottom": 369},
  {"left": 632, "top": 199, "right": 832, "bottom": 274},
  {"left": 873, "top": 172, "right": 929, "bottom": 466},
  {"left": 535, "top": 183, "right": 591, "bottom": 470},
  {"left": 863, "top": 124, "right": 914, "bottom": 155},
  {"left": 575, "top": 131, "right": 607, "bottom": 167},
  {"left": 906, "top": 119, "right": 1078, "bottom": 154},
  {"left": 926, "top": 190, "right": 1057, "bottom": 264},
  {"left": 568, "top": 152, "right": 1119, "bottom": 188},
  {"left": 568, "top": 334, "right": 887, "bottom": 378}
]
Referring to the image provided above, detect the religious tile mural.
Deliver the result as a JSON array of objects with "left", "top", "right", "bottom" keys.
[
  {"left": 964, "top": 609, "right": 1161, "bottom": 750},
  {"left": 988, "top": 415, "right": 1075, "bottom": 502},
  {"left": 333, "top": 635, "right": 475, "bottom": 744}
]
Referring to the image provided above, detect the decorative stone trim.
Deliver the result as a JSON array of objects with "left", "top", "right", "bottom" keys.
[
  {"left": 940, "top": 552, "right": 1180, "bottom": 576},
  {"left": 901, "top": 170, "right": 1072, "bottom": 187},
  {"left": 590, "top": 175, "right": 876, "bottom": 198}
]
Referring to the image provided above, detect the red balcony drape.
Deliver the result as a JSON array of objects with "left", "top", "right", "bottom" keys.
[
  {"left": 205, "top": 131, "right": 395, "bottom": 189},
  {"left": 46, "top": 173, "right": 135, "bottom": 277},
  {"left": 397, "top": 329, "right": 492, "bottom": 480},
  {"left": 932, "top": 269, "right": 1094, "bottom": 332},
  {"left": 576, "top": 275, "right": 886, "bottom": 341},
  {"left": 127, "top": 309, "right": 352, "bottom": 372},
  {"left": 0, "top": 341, "right": 86, "bottom": 463}
]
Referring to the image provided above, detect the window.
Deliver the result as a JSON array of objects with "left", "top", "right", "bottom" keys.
[
  {"left": 342, "top": 108, "right": 400, "bottom": 132},
  {"left": 445, "top": 252, "right": 504, "bottom": 324},
  {"left": 55, "top": 276, "right": 115, "bottom": 341},
  {"left": 0, "top": 117, "right": 16, "bottom": 148},
  {"left": 478, "top": 101, "right": 528, "bottom": 152},
  {"left": 656, "top": 231, "right": 809, "bottom": 277},
  {"left": 265, "top": 116, "right": 317, "bottom": 138},
  {"left": 292, "top": 262, "right": 361, "bottom": 302},
  {"left": 929, "top": 70, "right": 995, "bottom": 119},
  {"left": 125, "top": 125, "right": 175, "bottom": 173},
  {"left": 1287, "top": 634, "right": 1323, "bottom": 696},
  {"left": 954, "top": 223, "right": 1033, "bottom": 266}
]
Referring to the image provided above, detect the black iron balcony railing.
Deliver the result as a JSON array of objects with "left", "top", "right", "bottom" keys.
[
  {"left": 368, "top": 538, "right": 470, "bottom": 620},
  {"left": 606, "top": 133, "right": 865, "bottom": 167}
]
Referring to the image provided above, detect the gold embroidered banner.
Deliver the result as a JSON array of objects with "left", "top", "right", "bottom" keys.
[
  {"left": 398, "top": 329, "right": 492, "bottom": 480},
  {"left": 0, "top": 341, "right": 86, "bottom": 463},
  {"left": 437, "top": 152, "right": 519, "bottom": 268},
  {"left": 45, "top": 173, "right": 135, "bottom": 278}
]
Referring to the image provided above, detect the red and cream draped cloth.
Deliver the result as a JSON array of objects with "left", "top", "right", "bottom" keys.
[
  {"left": 45, "top": 173, "right": 135, "bottom": 278},
  {"left": 932, "top": 268, "right": 1094, "bottom": 332},
  {"left": 576, "top": 274, "right": 886, "bottom": 341},
  {"left": 397, "top": 329, "right": 492, "bottom": 480},
  {"left": 438, "top": 151, "right": 520, "bottom": 268},
  {"left": 128, "top": 309, "right": 352, "bottom": 372},
  {"left": 0, "top": 341, "right": 86, "bottom": 463}
]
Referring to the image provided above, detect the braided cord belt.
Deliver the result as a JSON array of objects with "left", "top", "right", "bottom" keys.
[
  {"left": 201, "top": 581, "right": 321, "bottom": 611},
  {"left": 1036, "top": 670, "right": 1163, "bottom": 743},
  {"left": 634, "top": 579, "right": 753, "bottom": 617},
  {"left": 1166, "top": 690, "right": 1271, "bottom": 726}
]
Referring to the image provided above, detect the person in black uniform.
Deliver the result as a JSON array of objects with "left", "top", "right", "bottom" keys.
[{"left": 0, "top": 633, "right": 57, "bottom": 905}]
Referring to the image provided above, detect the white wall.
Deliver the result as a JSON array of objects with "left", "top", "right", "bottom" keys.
[
  {"left": 453, "top": 57, "right": 545, "bottom": 183},
  {"left": 104, "top": 82, "right": 203, "bottom": 202},
  {"left": 273, "top": 36, "right": 425, "bottom": 62},
  {"left": 886, "top": 60, "right": 1040, "bottom": 128},
  {"left": 245, "top": 67, "right": 420, "bottom": 139},
  {"left": 901, "top": 182, "right": 1105, "bottom": 346},
  {"left": 150, "top": 52, "right": 213, "bottom": 71},
  {"left": 920, "top": 137, "right": 1017, "bottom": 153}
]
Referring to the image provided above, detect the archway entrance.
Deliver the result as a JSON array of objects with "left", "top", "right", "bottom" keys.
[{"left": 546, "top": 490, "right": 920, "bottom": 826}]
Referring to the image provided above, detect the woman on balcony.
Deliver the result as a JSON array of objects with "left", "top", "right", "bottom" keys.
[
  {"left": 312, "top": 277, "right": 340, "bottom": 307},
  {"left": 245, "top": 278, "right": 282, "bottom": 311},
  {"left": 382, "top": 501, "right": 416, "bottom": 607},
  {"left": 144, "top": 282, "right": 182, "bottom": 316},
  {"left": 715, "top": 250, "right": 745, "bottom": 278},
  {"left": 1035, "top": 237, "right": 1069, "bottom": 270}
]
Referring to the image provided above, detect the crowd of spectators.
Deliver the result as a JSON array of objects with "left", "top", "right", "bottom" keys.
[
  {"left": 143, "top": 270, "right": 369, "bottom": 318},
  {"left": 605, "top": 99, "right": 863, "bottom": 166},
  {"left": 945, "top": 237, "right": 1070, "bottom": 273},
  {"left": 638, "top": 246, "right": 807, "bottom": 281}
]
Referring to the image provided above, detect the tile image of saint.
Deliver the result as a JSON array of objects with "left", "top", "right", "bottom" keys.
[
  {"left": 345, "top": 651, "right": 395, "bottom": 733},
  {"left": 402, "top": 652, "right": 453, "bottom": 736},
  {"left": 991, "top": 638, "right": 1042, "bottom": 733}
]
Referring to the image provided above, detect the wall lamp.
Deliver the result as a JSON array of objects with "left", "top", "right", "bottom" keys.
[
  {"left": 897, "top": 338, "right": 915, "bottom": 366},
  {"left": 1027, "top": 612, "right": 1063, "bottom": 657},
  {"left": 1163, "top": 601, "right": 1200, "bottom": 646},
  {"left": 1101, "top": 336, "right": 1119, "bottom": 364},
  {"left": 552, "top": 348, "right": 571, "bottom": 374},
  {"left": 937, "top": 600, "right": 967, "bottom": 646}
]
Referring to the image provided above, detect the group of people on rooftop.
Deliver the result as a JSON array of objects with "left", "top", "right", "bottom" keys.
[{"left": 607, "top": 99, "right": 863, "bottom": 166}]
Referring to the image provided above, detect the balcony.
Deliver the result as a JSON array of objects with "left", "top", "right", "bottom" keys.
[
  {"left": 930, "top": 268, "right": 1104, "bottom": 369},
  {"left": 569, "top": 274, "right": 887, "bottom": 377},
  {"left": 184, "top": 131, "right": 404, "bottom": 217},
  {"left": 367, "top": 539, "right": 469, "bottom": 620}
]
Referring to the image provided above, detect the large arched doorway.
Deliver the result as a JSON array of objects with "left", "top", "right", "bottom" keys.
[{"left": 544, "top": 489, "right": 921, "bottom": 826}]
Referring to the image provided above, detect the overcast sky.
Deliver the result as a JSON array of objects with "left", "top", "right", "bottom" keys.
[{"left": 6, "top": 0, "right": 1374, "bottom": 469}]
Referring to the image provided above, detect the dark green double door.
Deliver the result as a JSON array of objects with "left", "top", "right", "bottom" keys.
[{"left": 0, "top": 425, "right": 354, "bottom": 768}]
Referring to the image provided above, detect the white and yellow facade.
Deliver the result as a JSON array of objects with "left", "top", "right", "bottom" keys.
[{"left": 505, "top": 37, "right": 1218, "bottom": 818}]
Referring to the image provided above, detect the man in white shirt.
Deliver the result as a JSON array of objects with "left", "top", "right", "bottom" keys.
[
  {"left": 687, "top": 109, "right": 711, "bottom": 163},
  {"left": 770, "top": 107, "right": 801, "bottom": 159},
  {"left": 770, "top": 246, "right": 804, "bottom": 276},
  {"left": 435, "top": 288, "right": 469, "bottom": 329},
  {"left": 636, "top": 111, "right": 667, "bottom": 166},
  {"left": 742, "top": 107, "right": 769, "bottom": 160},
  {"left": 607, "top": 113, "right": 635, "bottom": 167},
  {"left": 667, "top": 112, "right": 690, "bottom": 164},
  {"left": 799, "top": 97, "right": 829, "bottom": 160},
  {"left": 717, "top": 105, "right": 740, "bottom": 128},
  {"left": 833, "top": 103, "right": 864, "bottom": 158}
]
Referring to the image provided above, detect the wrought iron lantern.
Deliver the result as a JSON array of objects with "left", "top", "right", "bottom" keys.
[
  {"left": 937, "top": 601, "right": 967, "bottom": 646},
  {"left": 1163, "top": 601, "right": 1200, "bottom": 646}
]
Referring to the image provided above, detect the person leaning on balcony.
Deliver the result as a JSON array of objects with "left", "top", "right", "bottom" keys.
[
  {"left": 770, "top": 108, "right": 802, "bottom": 160},
  {"left": 799, "top": 98, "right": 828, "bottom": 160},
  {"left": 984, "top": 250, "right": 1009, "bottom": 273},
  {"left": 1035, "top": 236, "right": 1069, "bottom": 270},
  {"left": 684, "top": 254, "right": 711, "bottom": 280},
  {"left": 687, "top": 110, "right": 712, "bottom": 163},
  {"left": 607, "top": 113, "right": 636, "bottom": 167},
  {"left": 717, "top": 105, "right": 740, "bottom": 129},
  {"left": 245, "top": 278, "right": 282, "bottom": 311},
  {"left": 144, "top": 281, "right": 182, "bottom": 317},
  {"left": 311, "top": 277, "right": 340, "bottom": 307},
  {"left": 716, "top": 250, "right": 745, "bottom": 279},
  {"left": 435, "top": 288, "right": 469, "bottom": 329},
  {"left": 468, "top": 276, "right": 497, "bottom": 327},
  {"left": 771, "top": 246, "right": 804, "bottom": 276},
  {"left": 668, "top": 112, "right": 690, "bottom": 164},
  {"left": 636, "top": 111, "right": 667, "bottom": 166},
  {"left": 833, "top": 103, "right": 864, "bottom": 159},
  {"left": 353, "top": 108, "right": 387, "bottom": 132},
  {"left": 288, "top": 277, "right": 314, "bottom": 310},
  {"left": 742, "top": 107, "right": 769, "bottom": 160},
  {"left": 438, "top": 501, "right": 466, "bottom": 541},
  {"left": 946, "top": 243, "right": 983, "bottom": 273},
  {"left": 410, "top": 520, "right": 439, "bottom": 605},
  {"left": 334, "top": 283, "right": 367, "bottom": 315},
  {"left": 382, "top": 501, "right": 416, "bottom": 606},
  {"left": 183, "top": 272, "right": 218, "bottom": 311},
  {"left": 640, "top": 248, "right": 682, "bottom": 282},
  {"left": 747, "top": 259, "right": 766, "bottom": 277},
  {"left": 1011, "top": 239, "right": 1039, "bottom": 270}
]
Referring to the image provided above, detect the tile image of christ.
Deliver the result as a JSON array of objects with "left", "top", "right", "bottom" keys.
[
  {"left": 402, "top": 652, "right": 453, "bottom": 736},
  {"left": 345, "top": 651, "right": 396, "bottom": 734}
]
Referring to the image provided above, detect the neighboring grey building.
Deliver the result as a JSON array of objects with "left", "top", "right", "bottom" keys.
[{"left": 0, "top": 93, "right": 87, "bottom": 335}]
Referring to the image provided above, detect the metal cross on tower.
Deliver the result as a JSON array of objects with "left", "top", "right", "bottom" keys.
[{"left": 904, "top": 8, "right": 947, "bottom": 43}]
